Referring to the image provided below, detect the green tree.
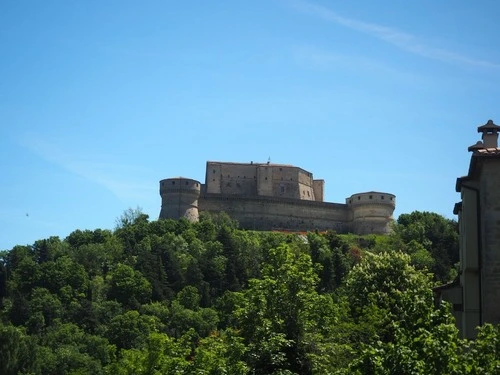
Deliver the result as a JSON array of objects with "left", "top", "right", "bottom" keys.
[
  {"left": 395, "top": 211, "right": 458, "bottom": 281},
  {"left": 107, "top": 264, "right": 152, "bottom": 309},
  {"left": 235, "top": 244, "right": 337, "bottom": 374}
]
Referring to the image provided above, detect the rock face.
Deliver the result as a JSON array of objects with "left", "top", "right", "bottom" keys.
[{"left": 160, "top": 161, "right": 395, "bottom": 235}]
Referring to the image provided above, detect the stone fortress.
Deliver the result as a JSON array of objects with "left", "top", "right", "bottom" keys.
[{"left": 159, "top": 161, "right": 395, "bottom": 235}]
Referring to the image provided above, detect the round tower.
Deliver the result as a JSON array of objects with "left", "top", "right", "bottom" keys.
[
  {"left": 159, "top": 177, "right": 201, "bottom": 222},
  {"left": 346, "top": 192, "right": 396, "bottom": 235}
]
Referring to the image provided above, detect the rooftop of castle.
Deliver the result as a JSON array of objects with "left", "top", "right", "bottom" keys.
[{"left": 207, "top": 160, "right": 295, "bottom": 167}]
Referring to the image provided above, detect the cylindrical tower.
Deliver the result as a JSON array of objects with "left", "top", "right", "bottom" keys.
[
  {"left": 346, "top": 192, "right": 396, "bottom": 235},
  {"left": 159, "top": 177, "right": 201, "bottom": 222}
]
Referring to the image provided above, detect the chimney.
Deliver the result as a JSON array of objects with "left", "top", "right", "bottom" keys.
[{"left": 477, "top": 119, "right": 500, "bottom": 148}]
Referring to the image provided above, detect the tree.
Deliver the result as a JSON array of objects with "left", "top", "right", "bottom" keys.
[
  {"left": 235, "top": 244, "right": 337, "bottom": 374},
  {"left": 394, "top": 211, "right": 459, "bottom": 281},
  {"left": 107, "top": 264, "right": 152, "bottom": 309}
]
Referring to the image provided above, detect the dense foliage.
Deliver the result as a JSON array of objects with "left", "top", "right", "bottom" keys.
[{"left": 0, "top": 210, "right": 498, "bottom": 374}]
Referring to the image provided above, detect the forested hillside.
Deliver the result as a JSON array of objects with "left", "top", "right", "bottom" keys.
[{"left": 1, "top": 210, "right": 499, "bottom": 374}]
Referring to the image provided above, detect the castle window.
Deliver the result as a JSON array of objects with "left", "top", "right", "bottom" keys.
[
  {"left": 381, "top": 195, "right": 385, "bottom": 199},
  {"left": 279, "top": 168, "right": 282, "bottom": 171},
  {"left": 213, "top": 169, "right": 216, "bottom": 173},
  {"left": 265, "top": 177, "right": 268, "bottom": 180},
  {"left": 172, "top": 181, "right": 175, "bottom": 185},
  {"left": 369, "top": 195, "right": 373, "bottom": 199},
  {"left": 307, "top": 191, "right": 310, "bottom": 197},
  {"left": 358, "top": 196, "right": 360, "bottom": 200},
  {"left": 185, "top": 181, "right": 189, "bottom": 185},
  {"left": 390, "top": 197, "right": 393, "bottom": 201},
  {"left": 290, "top": 178, "right": 293, "bottom": 181},
  {"left": 349, "top": 199, "right": 352, "bottom": 204},
  {"left": 280, "top": 185, "right": 285, "bottom": 193},
  {"left": 212, "top": 179, "right": 215, "bottom": 182},
  {"left": 161, "top": 182, "right": 164, "bottom": 186}
]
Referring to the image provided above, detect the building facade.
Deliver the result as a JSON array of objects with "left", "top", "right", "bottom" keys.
[
  {"left": 159, "top": 161, "right": 395, "bottom": 235},
  {"left": 436, "top": 120, "right": 500, "bottom": 339}
]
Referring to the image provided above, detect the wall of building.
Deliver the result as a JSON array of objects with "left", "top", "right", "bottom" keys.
[
  {"left": 479, "top": 160, "right": 500, "bottom": 325},
  {"left": 313, "top": 180, "right": 324, "bottom": 202},
  {"left": 199, "top": 193, "right": 350, "bottom": 232}
]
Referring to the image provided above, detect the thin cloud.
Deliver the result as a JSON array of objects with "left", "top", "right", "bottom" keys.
[
  {"left": 291, "top": 0, "right": 500, "bottom": 69},
  {"left": 21, "top": 136, "right": 156, "bottom": 202}
]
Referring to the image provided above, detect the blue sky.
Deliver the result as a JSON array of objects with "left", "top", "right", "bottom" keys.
[{"left": 1, "top": 0, "right": 500, "bottom": 249}]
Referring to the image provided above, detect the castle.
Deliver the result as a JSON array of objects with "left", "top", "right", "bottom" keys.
[{"left": 159, "top": 161, "right": 395, "bottom": 235}]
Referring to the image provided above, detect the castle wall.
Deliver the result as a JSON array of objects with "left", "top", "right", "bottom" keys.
[
  {"left": 347, "top": 192, "right": 396, "bottom": 235},
  {"left": 159, "top": 161, "right": 395, "bottom": 235},
  {"left": 205, "top": 163, "right": 222, "bottom": 194},
  {"left": 313, "top": 180, "right": 324, "bottom": 202},
  {"left": 160, "top": 178, "right": 201, "bottom": 222},
  {"left": 257, "top": 165, "right": 273, "bottom": 196},
  {"left": 199, "top": 193, "right": 350, "bottom": 232}
]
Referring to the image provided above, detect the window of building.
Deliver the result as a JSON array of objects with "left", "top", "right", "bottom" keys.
[
  {"left": 213, "top": 169, "right": 216, "bottom": 173},
  {"left": 358, "top": 196, "right": 361, "bottom": 200},
  {"left": 172, "top": 181, "right": 175, "bottom": 185},
  {"left": 369, "top": 195, "right": 373, "bottom": 199},
  {"left": 281, "top": 186, "right": 285, "bottom": 193},
  {"left": 185, "top": 181, "right": 188, "bottom": 185},
  {"left": 307, "top": 191, "right": 310, "bottom": 197},
  {"left": 381, "top": 195, "right": 385, "bottom": 199}
]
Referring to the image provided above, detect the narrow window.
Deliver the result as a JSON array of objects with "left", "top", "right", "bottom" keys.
[
  {"left": 358, "top": 196, "right": 361, "bottom": 200},
  {"left": 369, "top": 195, "right": 372, "bottom": 199},
  {"left": 185, "top": 181, "right": 188, "bottom": 185},
  {"left": 381, "top": 195, "right": 385, "bottom": 199},
  {"left": 172, "top": 181, "right": 175, "bottom": 185}
]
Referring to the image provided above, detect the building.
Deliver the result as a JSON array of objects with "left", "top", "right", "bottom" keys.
[
  {"left": 159, "top": 161, "right": 395, "bottom": 235},
  {"left": 436, "top": 120, "right": 500, "bottom": 339}
]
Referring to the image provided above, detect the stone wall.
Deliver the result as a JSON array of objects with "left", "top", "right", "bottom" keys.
[{"left": 199, "top": 193, "right": 350, "bottom": 232}]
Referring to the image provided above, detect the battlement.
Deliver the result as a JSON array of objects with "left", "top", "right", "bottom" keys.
[
  {"left": 160, "top": 177, "right": 201, "bottom": 194},
  {"left": 346, "top": 192, "right": 396, "bottom": 207},
  {"left": 159, "top": 161, "right": 395, "bottom": 234}
]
